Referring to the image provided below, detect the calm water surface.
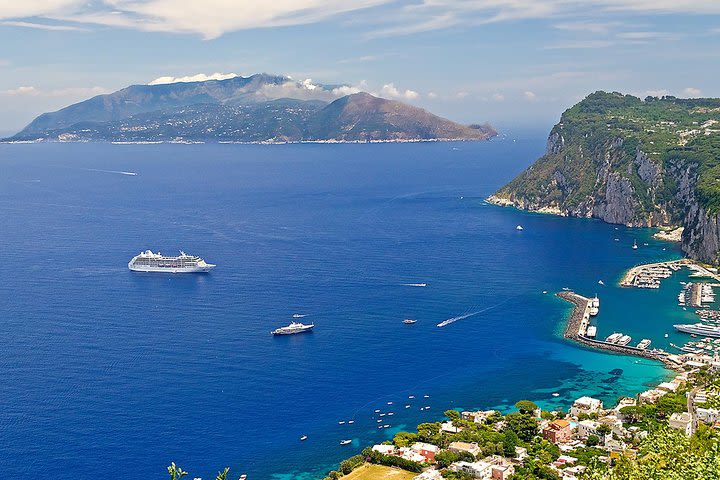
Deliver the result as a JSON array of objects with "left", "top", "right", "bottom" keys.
[{"left": 0, "top": 138, "right": 679, "bottom": 479}]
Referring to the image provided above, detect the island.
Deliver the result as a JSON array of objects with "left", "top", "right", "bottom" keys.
[
  {"left": 487, "top": 91, "right": 720, "bottom": 264},
  {"left": 4, "top": 74, "right": 496, "bottom": 144}
]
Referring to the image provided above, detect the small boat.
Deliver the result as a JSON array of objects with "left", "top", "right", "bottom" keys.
[
  {"left": 376, "top": 419, "right": 382, "bottom": 423},
  {"left": 598, "top": 280, "right": 604, "bottom": 285},
  {"left": 300, "top": 435, "right": 308, "bottom": 441},
  {"left": 239, "top": 475, "right": 247, "bottom": 480},
  {"left": 374, "top": 409, "right": 381, "bottom": 413},
  {"left": 405, "top": 405, "right": 411, "bottom": 408},
  {"left": 383, "top": 424, "right": 390, "bottom": 428},
  {"left": 423, "top": 395, "right": 430, "bottom": 398},
  {"left": 340, "top": 440, "right": 352, "bottom": 446},
  {"left": 387, "top": 412, "right": 394, "bottom": 416},
  {"left": 665, "top": 333, "right": 669, "bottom": 338},
  {"left": 552, "top": 393, "right": 560, "bottom": 397},
  {"left": 562, "top": 287, "right": 571, "bottom": 291},
  {"left": 338, "top": 421, "right": 345, "bottom": 425},
  {"left": 292, "top": 314, "right": 307, "bottom": 318},
  {"left": 516, "top": 225, "right": 524, "bottom": 231},
  {"left": 632, "top": 240, "right": 638, "bottom": 250},
  {"left": 403, "top": 319, "right": 417, "bottom": 324},
  {"left": 542, "top": 290, "right": 548, "bottom": 294},
  {"left": 408, "top": 395, "right": 415, "bottom": 399},
  {"left": 348, "top": 420, "right": 354, "bottom": 424},
  {"left": 387, "top": 401, "right": 393, "bottom": 405}
]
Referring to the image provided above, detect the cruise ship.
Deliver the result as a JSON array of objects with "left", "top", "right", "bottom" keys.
[
  {"left": 128, "top": 250, "right": 216, "bottom": 273},
  {"left": 674, "top": 323, "right": 720, "bottom": 338},
  {"left": 272, "top": 322, "right": 314, "bottom": 335}
]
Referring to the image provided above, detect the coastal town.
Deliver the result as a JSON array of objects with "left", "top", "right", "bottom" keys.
[
  {"left": 321, "top": 359, "right": 720, "bottom": 480},
  {"left": 320, "top": 260, "right": 720, "bottom": 480}
]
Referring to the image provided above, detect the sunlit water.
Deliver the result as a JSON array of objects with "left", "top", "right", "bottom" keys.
[{"left": 0, "top": 138, "right": 679, "bottom": 479}]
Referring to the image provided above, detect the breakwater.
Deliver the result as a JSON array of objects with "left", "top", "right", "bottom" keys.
[{"left": 557, "top": 291, "right": 680, "bottom": 370}]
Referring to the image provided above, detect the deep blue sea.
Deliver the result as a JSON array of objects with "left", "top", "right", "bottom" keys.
[{"left": 0, "top": 138, "right": 682, "bottom": 479}]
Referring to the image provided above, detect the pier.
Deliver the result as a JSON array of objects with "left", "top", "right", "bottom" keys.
[{"left": 557, "top": 291, "right": 680, "bottom": 370}]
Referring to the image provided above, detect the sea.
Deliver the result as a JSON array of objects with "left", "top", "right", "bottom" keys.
[{"left": 0, "top": 136, "right": 684, "bottom": 479}]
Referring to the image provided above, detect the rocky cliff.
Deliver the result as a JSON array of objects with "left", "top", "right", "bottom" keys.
[{"left": 488, "top": 91, "right": 720, "bottom": 263}]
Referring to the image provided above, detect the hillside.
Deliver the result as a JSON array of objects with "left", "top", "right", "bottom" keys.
[
  {"left": 6, "top": 75, "right": 495, "bottom": 143},
  {"left": 488, "top": 91, "right": 720, "bottom": 263}
]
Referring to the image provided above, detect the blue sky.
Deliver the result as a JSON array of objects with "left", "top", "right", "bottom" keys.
[{"left": 1, "top": 1, "right": 720, "bottom": 134}]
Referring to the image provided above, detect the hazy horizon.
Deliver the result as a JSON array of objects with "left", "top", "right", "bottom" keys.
[{"left": 2, "top": 1, "right": 720, "bottom": 132}]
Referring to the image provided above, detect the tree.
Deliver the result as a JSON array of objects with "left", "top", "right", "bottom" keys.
[
  {"left": 505, "top": 412, "right": 538, "bottom": 442},
  {"left": 597, "top": 424, "right": 612, "bottom": 435},
  {"left": 586, "top": 434, "right": 600, "bottom": 447},
  {"left": 444, "top": 409, "right": 460, "bottom": 421},
  {"left": 434, "top": 450, "right": 459, "bottom": 468},
  {"left": 515, "top": 400, "right": 538, "bottom": 415},
  {"left": 167, "top": 463, "right": 188, "bottom": 480},
  {"left": 503, "top": 429, "right": 520, "bottom": 457}
]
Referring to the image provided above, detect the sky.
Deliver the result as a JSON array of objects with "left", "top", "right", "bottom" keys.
[{"left": 1, "top": 1, "right": 720, "bottom": 134}]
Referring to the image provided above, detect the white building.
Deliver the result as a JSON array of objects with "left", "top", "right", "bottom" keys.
[
  {"left": 657, "top": 382, "right": 680, "bottom": 393},
  {"left": 451, "top": 461, "right": 493, "bottom": 479},
  {"left": 441, "top": 421, "right": 462, "bottom": 433},
  {"left": 372, "top": 444, "right": 396, "bottom": 455},
  {"left": 668, "top": 412, "right": 693, "bottom": 436},
  {"left": 577, "top": 420, "right": 601, "bottom": 439},
  {"left": 696, "top": 407, "right": 720, "bottom": 425},
  {"left": 570, "top": 396, "right": 603, "bottom": 417}
]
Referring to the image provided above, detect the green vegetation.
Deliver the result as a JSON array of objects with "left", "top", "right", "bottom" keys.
[
  {"left": 582, "top": 427, "right": 720, "bottom": 479},
  {"left": 495, "top": 90, "right": 720, "bottom": 218}
]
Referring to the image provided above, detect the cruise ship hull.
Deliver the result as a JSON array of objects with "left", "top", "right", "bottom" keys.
[{"left": 128, "top": 264, "right": 215, "bottom": 273}]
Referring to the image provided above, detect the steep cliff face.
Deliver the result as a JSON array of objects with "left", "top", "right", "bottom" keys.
[{"left": 489, "top": 91, "right": 720, "bottom": 263}]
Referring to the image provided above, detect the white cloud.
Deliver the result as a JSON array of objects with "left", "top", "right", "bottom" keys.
[
  {"left": 148, "top": 72, "right": 238, "bottom": 85},
  {"left": 380, "top": 83, "right": 419, "bottom": 100},
  {"left": 524, "top": 91, "right": 537, "bottom": 100},
  {"left": 1, "top": 86, "right": 38, "bottom": 96},
  {"left": 0, "top": 85, "right": 107, "bottom": 97},
  {"left": 427, "top": 91, "right": 438, "bottom": 99},
  {"left": 492, "top": 93, "right": 505, "bottom": 101},
  {"left": 683, "top": 87, "right": 702, "bottom": 96},
  {"left": 456, "top": 91, "right": 469, "bottom": 99},
  {"left": 3, "top": 1, "right": 720, "bottom": 39},
  {"left": 0, "top": 20, "right": 85, "bottom": 31}
]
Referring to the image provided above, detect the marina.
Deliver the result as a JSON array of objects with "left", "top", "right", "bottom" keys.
[{"left": 557, "top": 291, "right": 677, "bottom": 368}]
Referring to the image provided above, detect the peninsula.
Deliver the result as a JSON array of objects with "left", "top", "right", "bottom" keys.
[
  {"left": 488, "top": 91, "right": 720, "bottom": 264},
  {"left": 5, "top": 74, "right": 496, "bottom": 144}
]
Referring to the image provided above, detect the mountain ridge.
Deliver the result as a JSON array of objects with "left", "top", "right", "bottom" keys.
[{"left": 7, "top": 74, "right": 496, "bottom": 144}]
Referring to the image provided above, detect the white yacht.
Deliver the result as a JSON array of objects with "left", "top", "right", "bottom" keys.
[
  {"left": 128, "top": 250, "right": 215, "bottom": 273},
  {"left": 636, "top": 339, "right": 652, "bottom": 349},
  {"left": 674, "top": 323, "right": 720, "bottom": 338},
  {"left": 589, "top": 295, "right": 600, "bottom": 316},
  {"left": 606, "top": 333, "right": 622, "bottom": 343},
  {"left": 271, "top": 322, "right": 314, "bottom": 335},
  {"left": 586, "top": 325, "right": 597, "bottom": 338}
]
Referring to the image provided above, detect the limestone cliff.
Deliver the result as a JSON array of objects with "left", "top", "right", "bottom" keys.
[{"left": 489, "top": 91, "right": 720, "bottom": 263}]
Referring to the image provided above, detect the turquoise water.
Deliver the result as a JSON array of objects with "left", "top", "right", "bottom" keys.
[{"left": 0, "top": 138, "right": 679, "bottom": 479}]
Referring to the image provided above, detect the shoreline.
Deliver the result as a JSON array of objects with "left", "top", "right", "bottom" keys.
[{"left": 0, "top": 137, "right": 494, "bottom": 146}]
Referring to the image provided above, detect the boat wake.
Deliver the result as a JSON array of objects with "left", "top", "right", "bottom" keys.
[
  {"left": 437, "top": 297, "right": 514, "bottom": 328},
  {"left": 81, "top": 168, "right": 138, "bottom": 176},
  {"left": 437, "top": 310, "right": 481, "bottom": 327},
  {"left": 402, "top": 283, "right": 427, "bottom": 287}
]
